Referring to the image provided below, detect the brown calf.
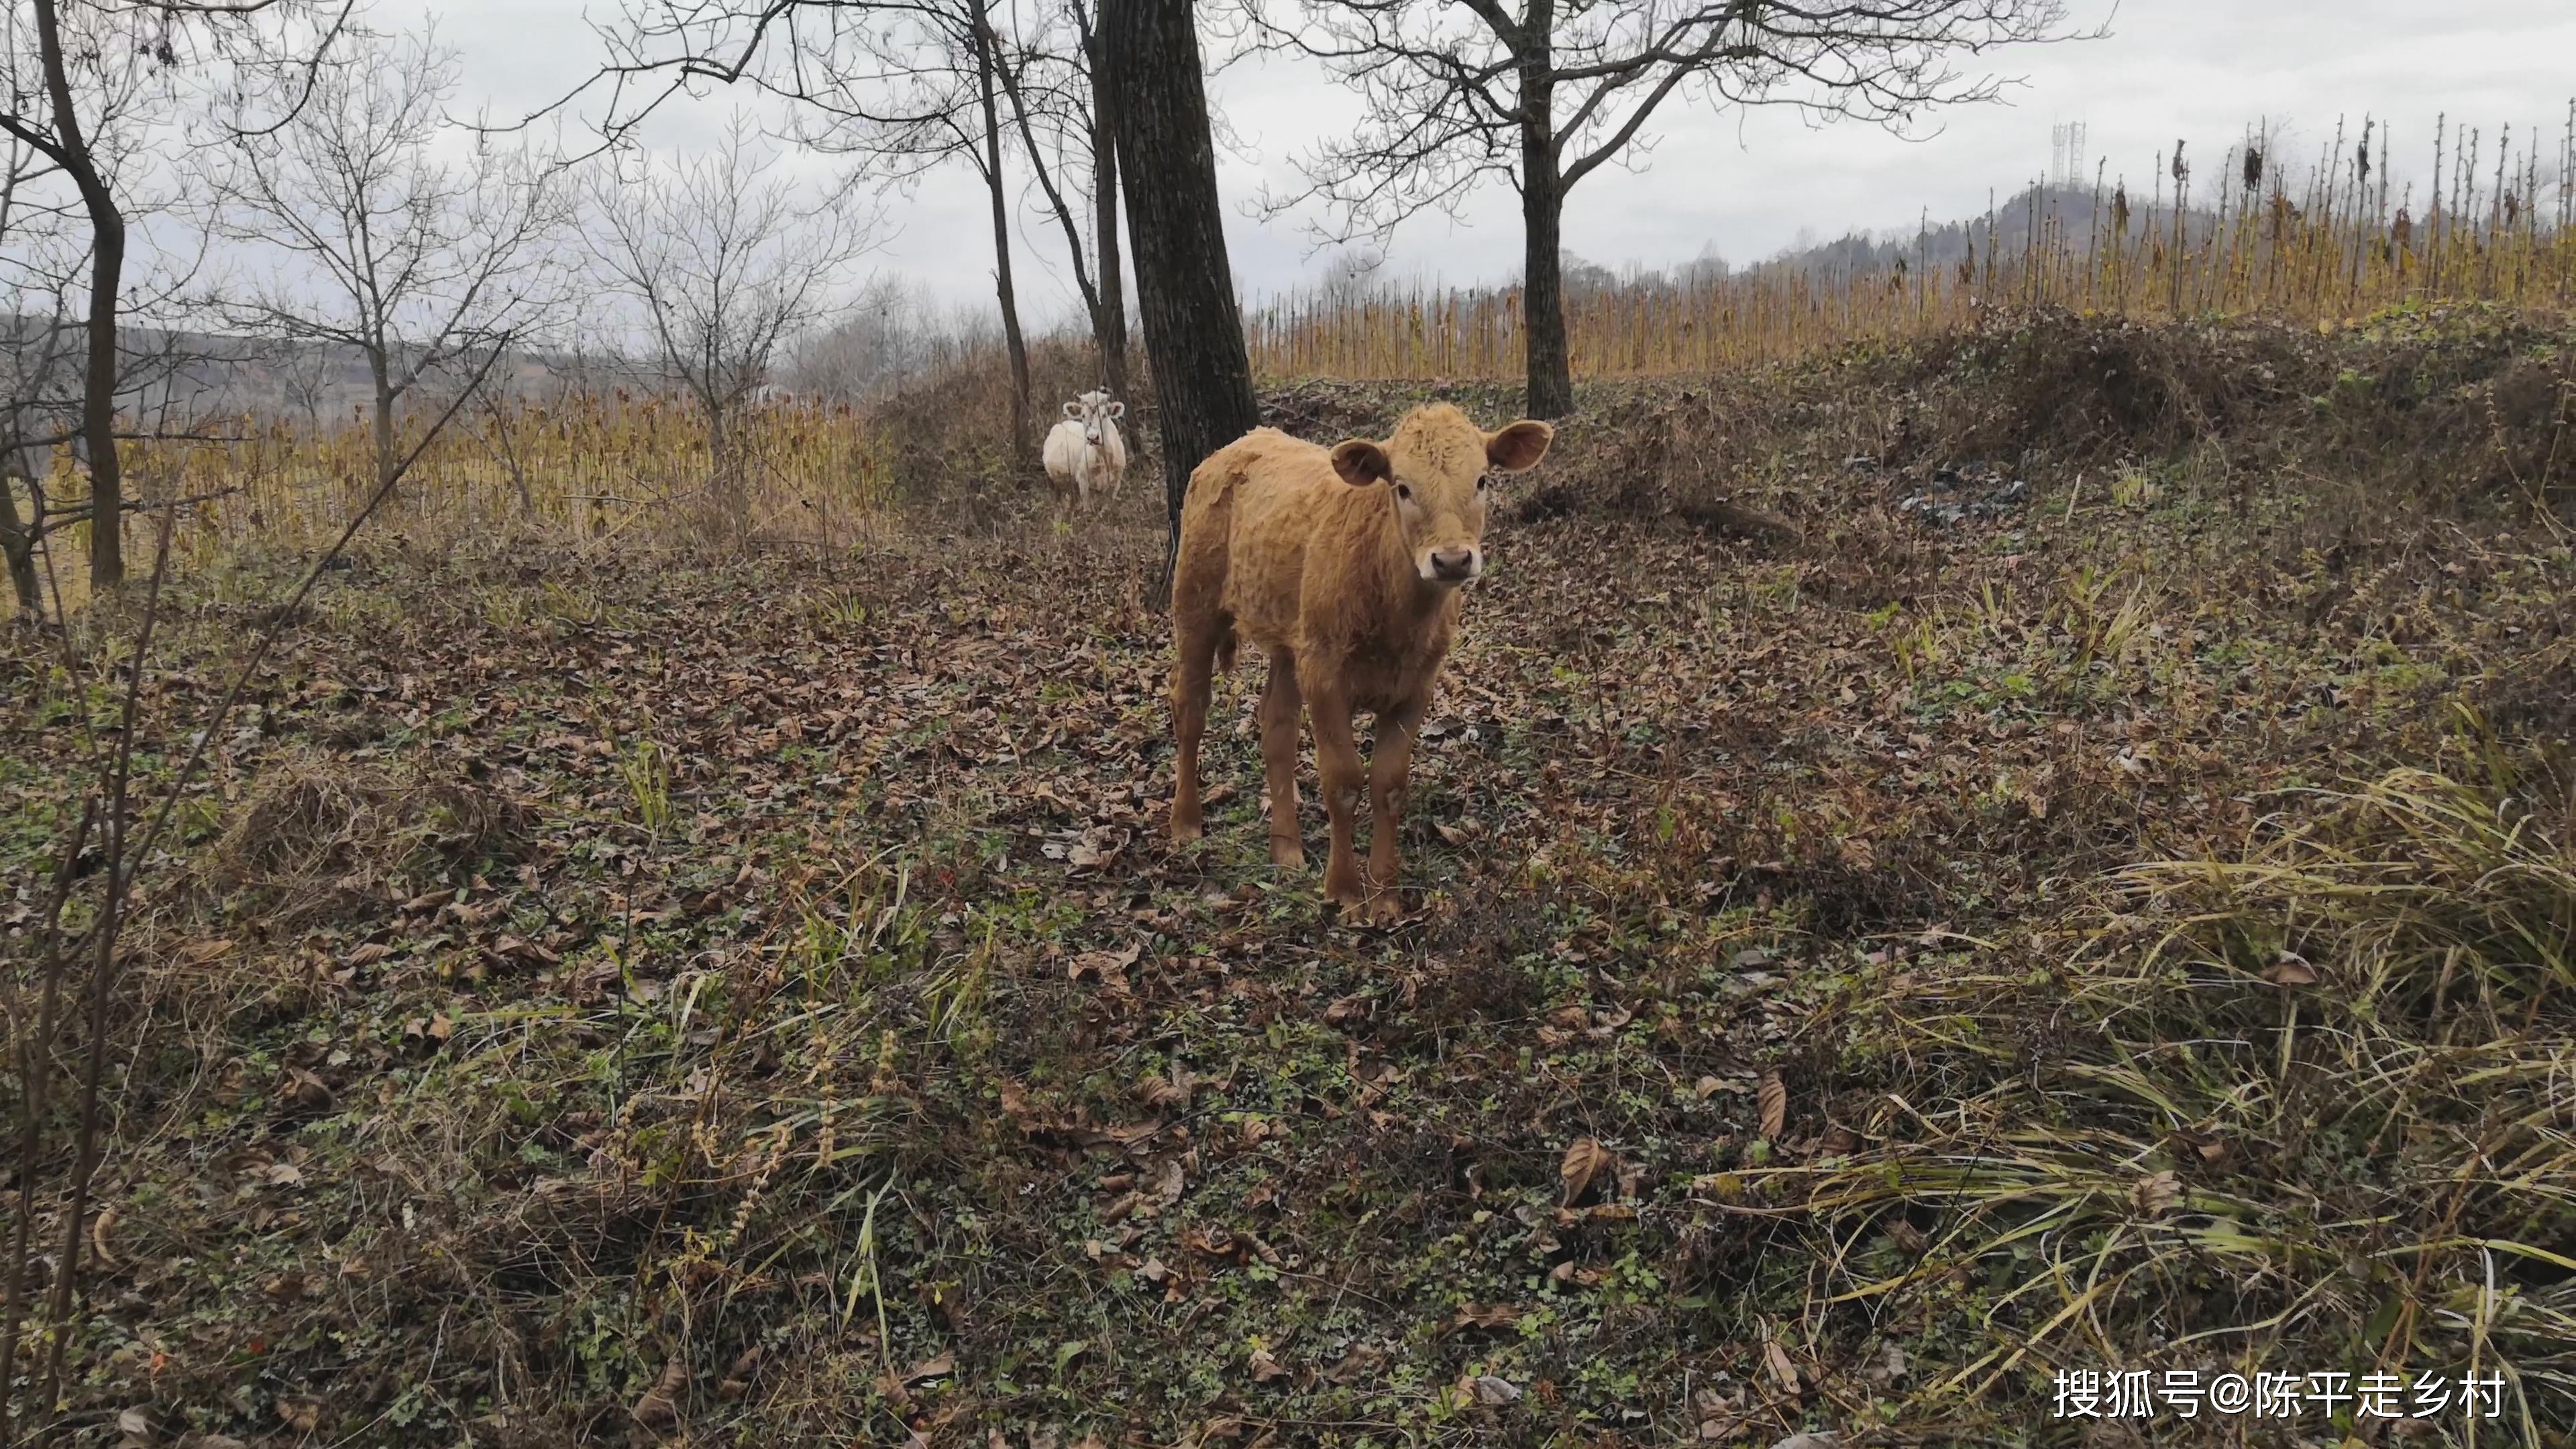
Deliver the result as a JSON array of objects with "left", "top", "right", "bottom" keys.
[{"left": 1168, "top": 402, "right": 1554, "bottom": 920}]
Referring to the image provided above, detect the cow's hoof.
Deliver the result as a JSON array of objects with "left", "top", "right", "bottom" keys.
[
  {"left": 1270, "top": 837, "right": 1305, "bottom": 869},
  {"left": 1362, "top": 892, "right": 1405, "bottom": 926},
  {"left": 1171, "top": 815, "right": 1202, "bottom": 845}
]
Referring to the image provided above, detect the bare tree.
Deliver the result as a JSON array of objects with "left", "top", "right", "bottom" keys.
[
  {"left": 551, "top": 0, "right": 1244, "bottom": 545},
  {"left": 584, "top": 115, "right": 869, "bottom": 532},
  {"left": 0, "top": 119, "right": 79, "bottom": 615},
  {"left": 204, "top": 23, "right": 570, "bottom": 492},
  {"left": 1071, "top": 0, "right": 1129, "bottom": 400},
  {"left": 1, "top": 0, "right": 354, "bottom": 589},
  {"left": 786, "top": 272, "right": 952, "bottom": 398},
  {"left": 1248, "top": 0, "right": 2076, "bottom": 417},
  {"left": 3, "top": 3, "right": 313, "bottom": 610},
  {"left": 262, "top": 332, "right": 357, "bottom": 432},
  {"left": 987, "top": 0, "right": 1130, "bottom": 398},
  {"left": 582, "top": 0, "right": 1060, "bottom": 465}
]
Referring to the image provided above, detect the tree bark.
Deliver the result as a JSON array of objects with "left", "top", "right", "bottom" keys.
[
  {"left": 1, "top": 458, "right": 40, "bottom": 619},
  {"left": 1517, "top": 3, "right": 1574, "bottom": 421},
  {"left": 1082, "top": 8, "right": 1130, "bottom": 400},
  {"left": 1101, "top": 0, "right": 1257, "bottom": 598},
  {"left": 973, "top": 5, "right": 1035, "bottom": 469},
  {"left": 32, "top": 0, "right": 127, "bottom": 588},
  {"left": 368, "top": 356, "right": 398, "bottom": 492}
]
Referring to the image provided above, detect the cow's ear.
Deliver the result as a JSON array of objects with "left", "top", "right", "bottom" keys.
[
  {"left": 1330, "top": 439, "right": 1392, "bottom": 487},
  {"left": 1485, "top": 420, "right": 1554, "bottom": 473},
  {"left": 1106, "top": 401, "right": 1124, "bottom": 418},
  {"left": 1064, "top": 402, "right": 1083, "bottom": 419}
]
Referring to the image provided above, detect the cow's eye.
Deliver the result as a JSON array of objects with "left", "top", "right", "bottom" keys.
[
  {"left": 1395, "top": 483, "right": 1412, "bottom": 501},
  {"left": 1476, "top": 474, "right": 1491, "bottom": 492}
]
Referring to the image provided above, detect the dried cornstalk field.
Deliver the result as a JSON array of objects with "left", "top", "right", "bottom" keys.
[
  {"left": 1248, "top": 112, "right": 2576, "bottom": 378},
  {"left": 21, "top": 393, "right": 897, "bottom": 598}
]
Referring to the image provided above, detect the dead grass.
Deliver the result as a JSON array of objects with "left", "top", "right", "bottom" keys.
[
  {"left": 1749, "top": 727, "right": 2576, "bottom": 1437},
  {"left": 211, "top": 749, "right": 526, "bottom": 925},
  {"left": 9, "top": 311, "right": 2576, "bottom": 1446}
]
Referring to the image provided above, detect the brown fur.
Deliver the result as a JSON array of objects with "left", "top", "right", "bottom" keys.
[{"left": 1168, "top": 402, "right": 1553, "bottom": 920}]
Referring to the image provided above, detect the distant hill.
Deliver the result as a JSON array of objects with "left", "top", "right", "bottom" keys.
[
  {"left": 4, "top": 321, "right": 643, "bottom": 439},
  {"left": 1550, "top": 180, "right": 2225, "bottom": 296}
]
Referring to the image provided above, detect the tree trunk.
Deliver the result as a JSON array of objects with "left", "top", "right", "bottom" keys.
[
  {"left": 1, "top": 459, "right": 40, "bottom": 619},
  {"left": 1517, "top": 14, "right": 1574, "bottom": 421},
  {"left": 973, "top": 5, "right": 1034, "bottom": 469},
  {"left": 703, "top": 390, "right": 741, "bottom": 533},
  {"left": 1083, "top": 10, "right": 1130, "bottom": 401},
  {"left": 1101, "top": 0, "right": 1258, "bottom": 599},
  {"left": 369, "top": 359, "right": 398, "bottom": 492},
  {"left": 33, "top": 0, "right": 127, "bottom": 588}
]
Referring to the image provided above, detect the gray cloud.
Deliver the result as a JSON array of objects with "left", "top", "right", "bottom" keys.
[{"left": 381, "top": 0, "right": 2576, "bottom": 322}]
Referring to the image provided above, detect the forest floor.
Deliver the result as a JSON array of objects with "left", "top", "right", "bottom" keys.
[{"left": 7, "top": 317, "right": 2576, "bottom": 1448}]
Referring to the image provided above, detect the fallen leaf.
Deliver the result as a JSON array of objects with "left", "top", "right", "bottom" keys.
[
  {"left": 1763, "top": 1339, "right": 1803, "bottom": 1397},
  {"left": 1758, "top": 1069, "right": 1788, "bottom": 1141},
  {"left": 901, "top": 1350, "right": 955, "bottom": 1385},
  {"left": 2133, "top": 1170, "right": 2182, "bottom": 1217},
  {"left": 1322, "top": 1344, "right": 1383, "bottom": 1383},
  {"left": 1136, "top": 1063, "right": 1193, "bottom": 1110},
  {"left": 2266, "top": 951, "right": 2318, "bottom": 986},
  {"left": 1558, "top": 1136, "right": 1616, "bottom": 1205},
  {"left": 1248, "top": 1348, "right": 1289, "bottom": 1383},
  {"left": 1470, "top": 1374, "right": 1521, "bottom": 1405},
  {"left": 1860, "top": 1340, "right": 1909, "bottom": 1389},
  {"left": 282, "top": 1067, "right": 333, "bottom": 1112},
  {"left": 1067, "top": 941, "right": 1141, "bottom": 992},
  {"left": 633, "top": 1357, "right": 688, "bottom": 1426},
  {"left": 999, "top": 1079, "right": 1035, "bottom": 1128}
]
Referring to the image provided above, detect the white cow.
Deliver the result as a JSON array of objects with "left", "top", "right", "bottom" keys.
[{"left": 1042, "top": 389, "right": 1128, "bottom": 509}]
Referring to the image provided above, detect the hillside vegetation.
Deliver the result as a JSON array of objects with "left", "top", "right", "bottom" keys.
[{"left": 3, "top": 308, "right": 2573, "bottom": 1448}]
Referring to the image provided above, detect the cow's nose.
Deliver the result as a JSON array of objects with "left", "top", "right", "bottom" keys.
[{"left": 1430, "top": 547, "right": 1477, "bottom": 581}]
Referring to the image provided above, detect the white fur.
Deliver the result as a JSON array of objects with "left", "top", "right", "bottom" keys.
[{"left": 1040, "top": 389, "right": 1128, "bottom": 508}]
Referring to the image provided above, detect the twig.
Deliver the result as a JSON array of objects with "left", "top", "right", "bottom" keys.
[{"left": 1, "top": 343, "right": 504, "bottom": 1440}]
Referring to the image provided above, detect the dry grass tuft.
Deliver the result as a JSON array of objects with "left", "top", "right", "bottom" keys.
[
  {"left": 1758, "top": 721, "right": 2576, "bottom": 1434},
  {"left": 214, "top": 751, "right": 525, "bottom": 922}
]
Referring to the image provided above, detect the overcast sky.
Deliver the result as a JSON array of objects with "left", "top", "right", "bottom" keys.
[{"left": 398, "top": 0, "right": 2573, "bottom": 329}]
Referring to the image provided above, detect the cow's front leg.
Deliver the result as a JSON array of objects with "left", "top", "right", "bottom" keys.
[
  {"left": 1362, "top": 702, "right": 1420, "bottom": 924},
  {"left": 1307, "top": 688, "right": 1366, "bottom": 906}
]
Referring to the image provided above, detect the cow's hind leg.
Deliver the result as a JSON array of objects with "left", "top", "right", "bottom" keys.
[
  {"left": 1171, "top": 614, "right": 1224, "bottom": 842},
  {"left": 1258, "top": 649, "right": 1305, "bottom": 869}
]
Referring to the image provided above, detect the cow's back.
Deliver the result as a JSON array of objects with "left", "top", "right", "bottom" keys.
[
  {"left": 1042, "top": 419, "right": 1087, "bottom": 482},
  {"left": 1177, "top": 428, "right": 1346, "bottom": 651}
]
